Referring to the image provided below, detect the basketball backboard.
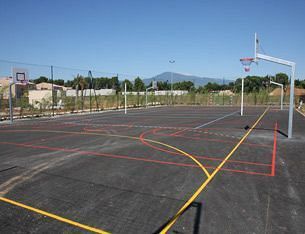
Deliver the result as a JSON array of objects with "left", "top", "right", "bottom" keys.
[
  {"left": 12, "top": 68, "right": 29, "bottom": 84},
  {"left": 152, "top": 80, "right": 158, "bottom": 90}
]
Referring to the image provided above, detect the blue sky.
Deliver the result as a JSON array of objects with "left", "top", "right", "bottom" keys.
[{"left": 0, "top": 0, "right": 304, "bottom": 80}]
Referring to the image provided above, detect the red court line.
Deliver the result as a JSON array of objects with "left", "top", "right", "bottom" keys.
[
  {"left": 271, "top": 122, "right": 278, "bottom": 176},
  {"left": 32, "top": 123, "right": 77, "bottom": 129},
  {"left": 217, "top": 167, "right": 272, "bottom": 176},
  {"left": 22, "top": 133, "right": 78, "bottom": 145},
  {"left": 153, "top": 129, "right": 272, "bottom": 148},
  {"left": 153, "top": 129, "right": 239, "bottom": 145},
  {"left": 139, "top": 130, "right": 271, "bottom": 168},
  {"left": 195, "top": 155, "right": 271, "bottom": 167},
  {"left": 0, "top": 141, "right": 270, "bottom": 176},
  {"left": 170, "top": 129, "right": 188, "bottom": 136},
  {"left": 0, "top": 125, "right": 13, "bottom": 129},
  {"left": 0, "top": 141, "right": 199, "bottom": 168}
]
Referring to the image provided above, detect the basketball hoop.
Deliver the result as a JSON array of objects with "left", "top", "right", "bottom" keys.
[
  {"left": 240, "top": 57, "right": 254, "bottom": 72},
  {"left": 18, "top": 80, "right": 29, "bottom": 85},
  {"left": 12, "top": 68, "right": 29, "bottom": 84},
  {"left": 16, "top": 74, "right": 28, "bottom": 85}
]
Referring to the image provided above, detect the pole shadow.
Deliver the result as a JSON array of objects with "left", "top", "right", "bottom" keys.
[
  {"left": 153, "top": 202, "right": 202, "bottom": 234},
  {"left": 244, "top": 125, "right": 288, "bottom": 138}
]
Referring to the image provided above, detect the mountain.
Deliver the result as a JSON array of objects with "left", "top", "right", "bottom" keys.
[{"left": 143, "top": 72, "right": 233, "bottom": 87}]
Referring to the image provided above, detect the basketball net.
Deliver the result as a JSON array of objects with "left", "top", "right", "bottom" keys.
[{"left": 240, "top": 58, "right": 254, "bottom": 72}]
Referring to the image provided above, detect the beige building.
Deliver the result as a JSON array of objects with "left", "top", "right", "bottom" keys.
[
  {"left": 36, "top": 82, "right": 68, "bottom": 91},
  {"left": 218, "top": 90, "right": 234, "bottom": 95},
  {"left": 28, "top": 90, "right": 53, "bottom": 108},
  {"left": 66, "top": 88, "right": 116, "bottom": 96},
  {"left": 269, "top": 86, "right": 305, "bottom": 96},
  {"left": 0, "top": 77, "right": 10, "bottom": 87},
  {"left": 0, "top": 77, "right": 35, "bottom": 99}
]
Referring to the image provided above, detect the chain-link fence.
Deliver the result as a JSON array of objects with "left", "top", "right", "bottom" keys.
[
  {"left": 0, "top": 59, "right": 299, "bottom": 121},
  {"left": 0, "top": 91, "right": 296, "bottom": 121}
]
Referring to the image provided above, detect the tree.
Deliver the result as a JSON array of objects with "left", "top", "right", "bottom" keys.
[
  {"left": 234, "top": 78, "right": 242, "bottom": 93},
  {"left": 196, "top": 86, "right": 206, "bottom": 93},
  {"left": 275, "top": 73, "right": 289, "bottom": 87},
  {"left": 110, "top": 76, "right": 120, "bottom": 91},
  {"left": 121, "top": 79, "right": 133, "bottom": 91},
  {"left": 84, "top": 77, "right": 92, "bottom": 89},
  {"left": 295, "top": 79, "right": 305, "bottom": 89},
  {"left": 226, "top": 82, "right": 235, "bottom": 90},
  {"left": 78, "top": 76, "right": 88, "bottom": 91},
  {"left": 95, "top": 77, "right": 111, "bottom": 89},
  {"left": 64, "top": 80, "right": 74, "bottom": 87},
  {"left": 204, "top": 82, "right": 221, "bottom": 92},
  {"left": 234, "top": 75, "right": 275, "bottom": 93},
  {"left": 133, "top": 77, "right": 145, "bottom": 92},
  {"left": 31, "top": 76, "right": 49, "bottom": 84},
  {"left": 73, "top": 74, "right": 88, "bottom": 110},
  {"left": 53, "top": 79, "right": 64, "bottom": 86},
  {"left": 157, "top": 81, "right": 170, "bottom": 90},
  {"left": 172, "top": 81, "right": 194, "bottom": 91}
]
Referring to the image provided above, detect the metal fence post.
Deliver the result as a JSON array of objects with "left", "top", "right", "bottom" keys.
[
  {"left": 51, "top": 65, "right": 54, "bottom": 117},
  {"left": 9, "top": 83, "right": 13, "bottom": 123}
]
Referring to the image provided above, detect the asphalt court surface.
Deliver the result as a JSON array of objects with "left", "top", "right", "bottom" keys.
[{"left": 0, "top": 106, "right": 304, "bottom": 233}]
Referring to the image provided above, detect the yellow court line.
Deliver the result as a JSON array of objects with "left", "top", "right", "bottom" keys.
[
  {"left": 144, "top": 138, "right": 211, "bottom": 178},
  {"left": 0, "top": 128, "right": 211, "bottom": 232},
  {"left": 0, "top": 197, "right": 110, "bottom": 234},
  {"left": 160, "top": 107, "right": 269, "bottom": 233},
  {"left": 296, "top": 108, "right": 305, "bottom": 117},
  {"left": 0, "top": 129, "right": 211, "bottom": 178}
]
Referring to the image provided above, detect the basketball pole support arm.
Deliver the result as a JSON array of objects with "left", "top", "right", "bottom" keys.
[{"left": 255, "top": 33, "right": 296, "bottom": 138}]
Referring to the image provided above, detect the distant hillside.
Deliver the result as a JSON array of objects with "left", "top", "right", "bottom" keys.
[{"left": 143, "top": 72, "right": 233, "bottom": 87}]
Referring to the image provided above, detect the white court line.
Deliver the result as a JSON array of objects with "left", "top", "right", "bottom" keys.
[
  {"left": 296, "top": 108, "right": 305, "bottom": 117},
  {"left": 194, "top": 111, "right": 239, "bottom": 129}
]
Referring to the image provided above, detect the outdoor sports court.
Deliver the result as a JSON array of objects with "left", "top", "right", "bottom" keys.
[{"left": 0, "top": 106, "right": 304, "bottom": 233}]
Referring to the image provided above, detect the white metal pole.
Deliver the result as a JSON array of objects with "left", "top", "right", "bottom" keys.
[
  {"left": 270, "top": 80, "right": 284, "bottom": 111},
  {"left": 145, "top": 89, "right": 148, "bottom": 108},
  {"left": 241, "top": 78, "right": 244, "bottom": 116},
  {"left": 288, "top": 65, "right": 295, "bottom": 138},
  {"left": 255, "top": 33, "right": 296, "bottom": 138},
  {"left": 9, "top": 84, "right": 13, "bottom": 124},
  {"left": 254, "top": 33, "right": 257, "bottom": 62},
  {"left": 281, "top": 85, "right": 283, "bottom": 111},
  {"left": 124, "top": 82, "right": 127, "bottom": 114},
  {"left": 169, "top": 60, "right": 175, "bottom": 105},
  {"left": 171, "top": 72, "right": 173, "bottom": 95},
  {"left": 171, "top": 72, "right": 173, "bottom": 105}
]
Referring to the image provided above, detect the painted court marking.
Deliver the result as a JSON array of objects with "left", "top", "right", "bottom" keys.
[
  {"left": 0, "top": 107, "right": 271, "bottom": 233},
  {"left": 160, "top": 107, "right": 269, "bottom": 233},
  {"left": 0, "top": 197, "right": 110, "bottom": 234},
  {"left": 0, "top": 127, "right": 212, "bottom": 233},
  {"left": 296, "top": 108, "right": 305, "bottom": 117},
  {"left": 194, "top": 111, "right": 239, "bottom": 129}
]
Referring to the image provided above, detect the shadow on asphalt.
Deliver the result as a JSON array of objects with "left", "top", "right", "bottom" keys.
[
  {"left": 244, "top": 125, "right": 288, "bottom": 138},
  {"left": 153, "top": 202, "right": 202, "bottom": 234}
]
